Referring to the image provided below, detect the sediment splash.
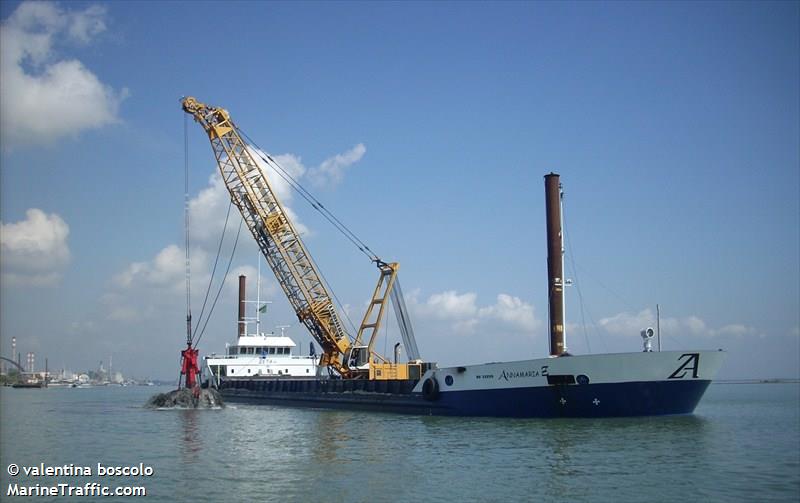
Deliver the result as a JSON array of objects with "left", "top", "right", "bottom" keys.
[{"left": 145, "top": 388, "right": 224, "bottom": 409}]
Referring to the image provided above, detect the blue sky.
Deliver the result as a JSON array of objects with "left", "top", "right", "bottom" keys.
[{"left": 1, "top": 1, "right": 797, "bottom": 380}]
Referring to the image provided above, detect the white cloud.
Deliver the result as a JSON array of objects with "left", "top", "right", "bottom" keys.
[
  {"left": 190, "top": 143, "right": 368, "bottom": 244},
  {"left": 188, "top": 172, "right": 233, "bottom": 244},
  {"left": 225, "top": 264, "right": 277, "bottom": 298},
  {"left": 478, "top": 294, "right": 538, "bottom": 332},
  {"left": 714, "top": 324, "right": 752, "bottom": 337},
  {"left": 307, "top": 143, "right": 366, "bottom": 188},
  {"left": 685, "top": 316, "right": 707, "bottom": 335},
  {"left": 258, "top": 150, "right": 311, "bottom": 236},
  {"left": 199, "top": 148, "right": 311, "bottom": 239},
  {"left": 597, "top": 309, "right": 654, "bottom": 336},
  {"left": 106, "top": 247, "right": 277, "bottom": 326},
  {"left": 262, "top": 152, "right": 310, "bottom": 232},
  {"left": 408, "top": 289, "right": 539, "bottom": 336},
  {"left": 1, "top": 208, "right": 70, "bottom": 286},
  {"left": 598, "top": 309, "right": 758, "bottom": 339},
  {"left": 0, "top": 1, "right": 127, "bottom": 149},
  {"left": 266, "top": 151, "right": 307, "bottom": 200},
  {"left": 66, "top": 4, "right": 106, "bottom": 44},
  {"left": 113, "top": 244, "right": 189, "bottom": 290},
  {"left": 106, "top": 142, "right": 365, "bottom": 328},
  {"left": 421, "top": 290, "right": 478, "bottom": 320}
]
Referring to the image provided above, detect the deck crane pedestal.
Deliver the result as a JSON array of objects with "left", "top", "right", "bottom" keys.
[{"left": 182, "top": 96, "right": 426, "bottom": 381}]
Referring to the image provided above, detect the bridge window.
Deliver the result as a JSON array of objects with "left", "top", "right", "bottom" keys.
[{"left": 268, "top": 348, "right": 275, "bottom": 354}]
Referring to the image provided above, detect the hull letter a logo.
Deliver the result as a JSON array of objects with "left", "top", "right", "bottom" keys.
[{"left": 668, "top": 353, "right": 700, "bottom": 379}]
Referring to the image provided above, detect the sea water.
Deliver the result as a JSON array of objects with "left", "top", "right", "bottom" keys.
[{"left": 1, "top": 383, "right": 798, "bottom": 502}]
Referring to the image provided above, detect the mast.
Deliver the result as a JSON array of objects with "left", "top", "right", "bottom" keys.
[
  {"left": 656, "top": 304, "right": 661, "bottom": 352},
  {"left": 544, "top": 173, "right": 566, "bottom": 356},
  {"left": 238, "top": 275, "right": 246, "bottom": 338},
  {"left": 256, "top": 253, "right": 261, "bottom": 335}
]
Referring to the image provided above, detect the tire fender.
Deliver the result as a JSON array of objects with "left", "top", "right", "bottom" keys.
[{"left": 422, "top": 376, "right": 440, "bottom": 401}]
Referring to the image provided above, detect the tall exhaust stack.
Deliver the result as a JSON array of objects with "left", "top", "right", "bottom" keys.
[
  {"left": 238, "top": 275, "right": 246, "bottom": 337},
  {"left": 544, "top": 173, "right": 565, "bottom": 356}
]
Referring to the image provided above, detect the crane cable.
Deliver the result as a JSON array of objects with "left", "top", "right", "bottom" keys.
[
  {"left": 237, "top": 127, "right": 372, "bottom": 335},
  {"left": 183, "top": 110, "right": 242, "bottom": 349},
  {"left": 184, "top": 113, "right": 192, "bottom": 347},
  {"left": 193, "top": 217, "right": 244, "bottom": 348},
  {"left": 312, "top": 257, "right": 359, "bottom": 338},
  {"left": 238, "top": 128, "right": 379, "bottom": 263},
  {"left": 192, "top": 200, "right": 234, "bottom": 337},
  {"left": 561, "top": 203, "right": 593, "bottom": 354}
]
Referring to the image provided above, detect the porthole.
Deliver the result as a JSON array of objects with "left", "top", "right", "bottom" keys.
[
  {"left": 445, "top": 375, "right": 454, "bottom": 386},
  {"left": 576, "top": 374, "right": 590, "bottom": 385}
]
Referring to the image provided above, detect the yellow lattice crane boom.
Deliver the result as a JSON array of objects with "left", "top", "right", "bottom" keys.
[{"left": 182, "top": 97, "right": 422, "bottom": 380}]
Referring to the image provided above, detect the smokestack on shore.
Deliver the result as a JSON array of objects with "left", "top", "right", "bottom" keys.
[
  {"left": 544, "top": 173, "right": 565, "bottom": 356},
  {"left": 238, "top": 275, "right": 246, "bottom": 337}
]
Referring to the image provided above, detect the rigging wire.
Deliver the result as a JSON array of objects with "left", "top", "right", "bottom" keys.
[
  {"left": 571, "top": 261, "right": 640, "bottom": 314},
  {"left": 193, "top": 218, "right": 244, "bottom": 348},
  {"left": 192, "top": 200, "right": 234, "bottom": 336},
  {"left": 236, "top": 127, "right": 374, "bottom": 336},
  {"left": 314, "top": 264, "right": 359, "bottom": 339},
  {"left": 238, "top": 128, "right": 378, "bottom": 262},
  {"left": 242, "top": 139, "right": 360, "bottom": 336},
  {"left": 383, "top": 292, "right": 392, "bottom": 362},
  {"left": 186, "top": 120, "right": 378, "bottom": 344},
  {"left": 561, "top": 199, "right": 593, "bottom": 353}
]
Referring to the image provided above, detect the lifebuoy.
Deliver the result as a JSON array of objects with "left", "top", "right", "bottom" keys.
[{"left": 422, "top": 376, "right": 439, "bottom": 401}]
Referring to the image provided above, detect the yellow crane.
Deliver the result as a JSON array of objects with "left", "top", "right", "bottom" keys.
[{"left": 182, "top": 97, "right": 423, "bottom": 380}]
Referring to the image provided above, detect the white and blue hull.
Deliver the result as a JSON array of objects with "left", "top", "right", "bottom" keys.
[
  {"left": 414, "top": 350, "right": 725, "bottom": 417},
  {"left": 215, "top": 350, "right": 726, "bottom": 417}
]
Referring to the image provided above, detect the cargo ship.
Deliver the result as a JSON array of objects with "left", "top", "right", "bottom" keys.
[
  {"left": 206, "top": 349, "right": 724, "bottom": 417},
  {"left": 204, "top": 296, "right": 725, "bottom": 418},
  {"left": 182, "top": 96, "right": 725, "bottom": 417}
]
